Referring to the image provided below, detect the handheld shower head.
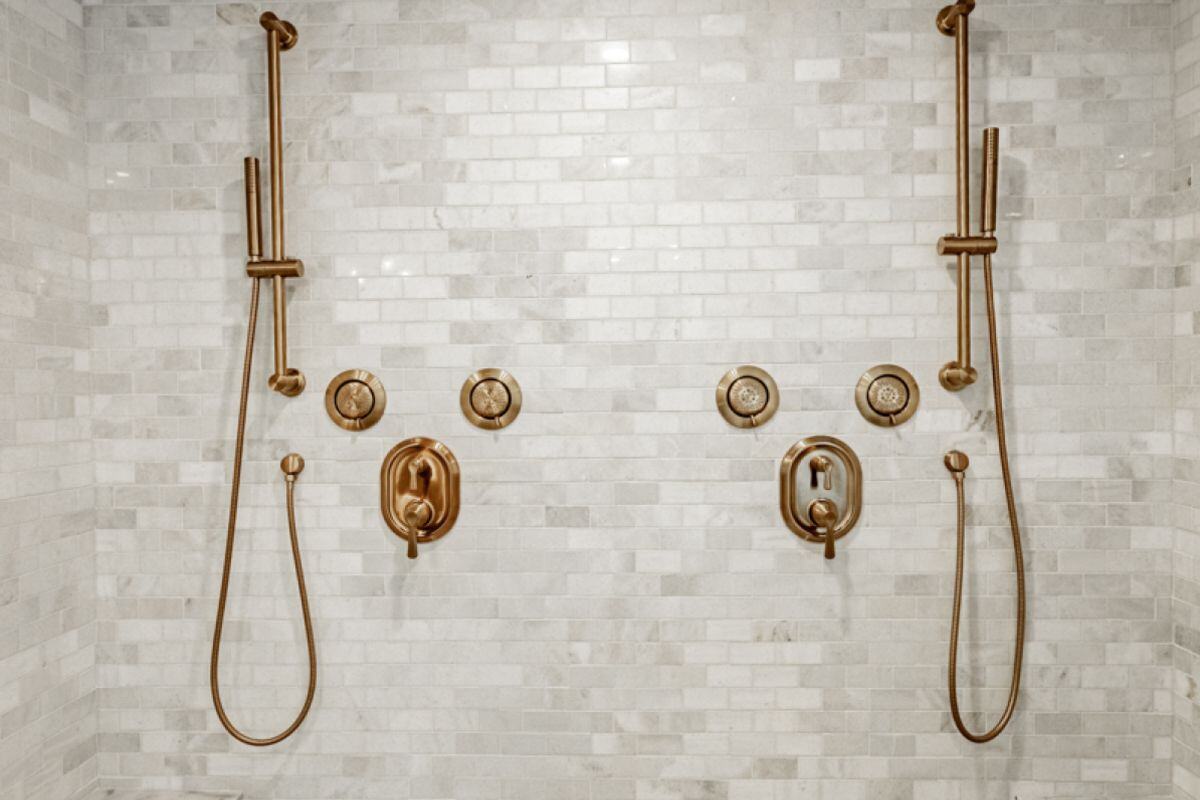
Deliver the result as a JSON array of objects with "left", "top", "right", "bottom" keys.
[{"left": 981, "top": 127, "right": 999, "bottom": 235}]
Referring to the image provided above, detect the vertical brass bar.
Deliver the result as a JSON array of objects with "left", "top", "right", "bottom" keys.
[
  {"left": 273, "top": 277, "right": 287, "bottom": 378},
  {"left": 266, "top": 26, "right": 288, "bottom": 382},
  {"left": 243, "top": 157, "right": 262, "bottom": 261},
  {"left": 954, "top": 13, "right": 971, "bottom": 375},
  {"left": 955, "top": 16, "right": 970, "bottom": 239},
  {"left": 271, "top": 274, "right": 286, "bottom": 378},
  {"left": 267, "top": 30, "right": 284, "bottom": 261},
  {"left": 981, "top": 127, "right": 999, "bottom": 235}
]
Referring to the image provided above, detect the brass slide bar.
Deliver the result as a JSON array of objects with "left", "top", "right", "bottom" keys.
[
  {"left": 254, "top": 11, "right": 304, "bottom": 397},
  {"left": 936, "top": 2, "right": 1002, "bottom": 392},
  {"left": 954, "top": 9, "right": 970, "bottom": 376},
  {"left": 938, "top": 3, "right": 978, "bottom": 391}
]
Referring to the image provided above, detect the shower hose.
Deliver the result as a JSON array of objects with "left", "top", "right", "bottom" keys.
[
  {"left": 210, "top": 277, "right": 316, "bottom": 746},
  {"left": 946, "top": 253, "right": 1026, "bottom": 742}
]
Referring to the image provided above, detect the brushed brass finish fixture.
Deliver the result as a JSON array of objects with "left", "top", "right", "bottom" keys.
[
  {"left": 935, "top": 0, "right": 974, "bottom": 34},
  {"left": 246, "top": 258, "right": 303, "bottom": 279},
  {"left": 937, "top": 234, "right": 997, "bottom": 257},
  {"left": 259, "top": 9, "right": 298, "bottom": 48},
  {"left": 460, "top": 369, "right": 522, "bottom": 430},
  {"left": 715, "top": 366, "right": 779, "bottom": 428},
  {"left": 381, "top": 437, "right": 460, "bottom": 559},
  {"left": 779, "top": 436, "right": 862, "bottom": 559},
  {"left": 981, "top": 126, "right": 999, "bottom": 234},
  {"left": 855, "top": 364, "right": 920, "bottom": 427},
  {"left": 809, "top": 455, "right": 833, "bottom": 491},
  {"left": 808, "top": 498, "right": 839, "bottom": 560},
  {"left": 248, "top": 11, "right": 304, "bottom": 398},
  {"left": 935, "top": 0, "right": 998, "bottom": 393},
  {"left": 936, "top": 3, "right": 1026, "bottom": 744},
  {"left": 942, "top": 261, "right": 1027, "bottom": 744},
  {"left": 211, "top": 12, "right": 315, "bottom": 748},
  {"left": 244, "top": 154, "right": 261, "bottom": 257},
  {"left": 324, "top": 369, "right": 386, "bottom": 431}
]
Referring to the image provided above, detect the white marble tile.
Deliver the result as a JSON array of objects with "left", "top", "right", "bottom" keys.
[{"left": 0, "top": 0, "right": 1189, "bottom": 798}]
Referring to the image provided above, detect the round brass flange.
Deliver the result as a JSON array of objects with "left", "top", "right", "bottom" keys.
[
  {"left": 260, "top": 12, "right": 298, "bottom": 50},
  {"left": 460, "top": 369, "right": 522, "bottom": 430},
  {"left": 935, "top": 0, "right": 974, "bottom": 36},
  {"left": 716, "top": 366, "right": 779, "bottom": 428},
  {"left": 855, "top": 364, "right": 919, "bottom": 427},
  {"left": 325, "top": 369, "right": 386, "bottom": 431},
  {"left": 269, "top": 368, "right": 306, "bottom": 397},
  {"left": 280, "top": 453, "right": 304, "bottom": 478},
  {"left": 938, "top": 361, "right": 977, "bottom": 392}
]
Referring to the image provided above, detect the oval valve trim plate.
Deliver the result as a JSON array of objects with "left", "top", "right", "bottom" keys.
[
  {"left": 380, "top": 437, "right": 460, "bottom": 545},
  {"left": 779, "top": 435, "right": 863, "bottom": 544}
]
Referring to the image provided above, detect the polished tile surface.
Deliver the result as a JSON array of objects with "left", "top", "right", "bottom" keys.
[
  {"left": 82, "top": 1, "right": 1177, "bottom": 798},
  {"left": 0, "top": 1, "right": 96, "bottom": 799},
  {"left": 88, "top": 792, "right": 242, "bottom": 800}
]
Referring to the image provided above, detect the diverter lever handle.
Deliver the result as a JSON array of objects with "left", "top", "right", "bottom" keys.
[
  {"left": 809, "top": 456, "right": 833, "bottom": 491},
  {"left": 402, "top": 457, "right": 434, "bottom": 559}
]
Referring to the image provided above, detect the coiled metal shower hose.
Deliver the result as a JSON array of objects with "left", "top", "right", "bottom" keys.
[
  {"left": 210, "top": 277, "right": 316, "bottom": 746},
  {"left": 946, "top": 253, "right": 1026, "bottom": 743}
]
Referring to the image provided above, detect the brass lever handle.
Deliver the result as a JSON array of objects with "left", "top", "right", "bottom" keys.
[
  {"left": 809, "top": 498, "right": 839, "bottom": 560},
  {"left": 402, "top": 457, "right": 434, "bottom": 559},
  {"left": 809, "top": 456, "right": 833, "bottom": 491}
]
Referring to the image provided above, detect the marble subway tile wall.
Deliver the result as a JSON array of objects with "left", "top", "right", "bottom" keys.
[
  {"left": 1175, "top": 0, "right": 1200, "bottom": 797},
  {"left": 0, "top": 0, "right": 97, "bottom": 798},
  {"left": 84, "top": 1, "right": 1175, "bottom": 798}
]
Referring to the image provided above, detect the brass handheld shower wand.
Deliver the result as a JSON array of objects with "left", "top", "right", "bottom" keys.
[
  {"left": 210, "top": 12, "right": 316, "bottom": 747},
  {"left": 936, "top": 1, "right": 1026, "bottom": 743}
]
